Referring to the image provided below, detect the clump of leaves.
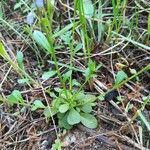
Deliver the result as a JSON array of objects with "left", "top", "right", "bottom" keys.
[{"left": 44, "top": 89, "right": 98, "bottom": 129}]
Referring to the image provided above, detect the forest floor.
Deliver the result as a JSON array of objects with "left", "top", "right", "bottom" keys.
[{"left": 0, "top": 0, "right": 150, "bottom": 150}]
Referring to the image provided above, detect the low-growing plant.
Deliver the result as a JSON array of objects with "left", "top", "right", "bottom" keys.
[{"left": 44, "top": 89, "right": 98, "bottom": 129}]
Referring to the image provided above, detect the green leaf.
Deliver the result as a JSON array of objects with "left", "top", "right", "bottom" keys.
[
  {"left": 84, "top": 95, "right": 97, "bottom": 102},
  {"left": 138, "top": 110, "right": 150, "bottom": 131},
  {"left": 52, "top": 138, "right": 62, "bottom": 150},
  {"left": 148, "top": 13, "right": 150, "bottom": 35},
  {"left": 97, "top": 94, "right": 105, "bottom": 101},
  {"left": 84, "top": 60, "right": 96, "bottom": 80},
  {"left": 80, "top": 113, "right": 97, "bottom": 129},
  {"left": 83, "top": 0, "right": 94, "bottom": 17},
  {"left": 59, "top": 103, "right": 69, "bottom": 113},
  {"left": 33, "top": 30, "right": 52, "bottom": 53},
  {"left": 84, "top": 68, "right": 90, "bottom": 79},
  {"left": 17, "top": 78, "right": 30, "bottom": 84},
  {"left": 44, "top": 106, "right": 58, "bottom": 118},
  {"left": 58, "top": 112, "right": 72, "bottom": 129},
  {"left": 14, "top": 1, "right": 23, "bottom": 10},
  {"left": 115, "top": 70, "right": 128, "bottom": 84},
  {"left": 53, "top": 23, "right": 75, "bottom": 38},
  {"left": 41, "top": 18, "right": 49, "bottom": 26},
  {"left": 49, "top": 92, "right": 57, "bottom": 98},
  {"left": 31, "top": 100, "right": 46, "bottom": 111},
  {"left": 67, "top": 108, "right": 81, "bottom": 125},
  {"left": 63, "top": 70, "right": 72, "bottom": 81},
  {"left": 16, "top": 51, "right": 24, "bottom": 70},
  {"left": 0, "top": 5, "right": 3, "bottom": 18},
  {"left": 0, "top": 42, "right": 9, "bottom": 59},
  {"left": 42, "top": 70, "right": 56, "bottom": 80},
  {"left": 60, "top": 31, "right": 72, "bottom": 45},
  {"left": 52, "top": 98, "right": 63, "bottom": 108},
  {"left": 72, "top": 79, "right": 81, "bottom": 86},
  {"left": 7, "top": 90, "right": 24, "bottom": 105},
  {"left": 81, "top": 103, "right": 92, "bottom": 113},
  {"left": 76, "top": 92, "right": 85, "bottom": 101},
  {"left": 74, "top": 43, "right": 82, "bottom": 53},
  {"left": 54, "top": 87, "right": 63, "bottom": 93}
]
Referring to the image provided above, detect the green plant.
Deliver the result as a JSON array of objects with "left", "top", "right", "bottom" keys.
[
  {"left": 44, "top": 89, "right": 97, "bottom": 129},
  {"left": 7, "top": 90, "right": 25, "bottom": 106},
  {"left": 52, "top": 138, "right": 62, "bottom": 150}
]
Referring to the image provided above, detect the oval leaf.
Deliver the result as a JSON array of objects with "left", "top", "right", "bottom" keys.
[
  {"left": 33, "top": 30, "right": 52, "bottom": 53},
  {"left": 67, "top": 108, "right": 81, "bottom": 125},
  {"left": 115, "top": 70, "right": 128, "bottom": 84},
  {"left": 7, "top": 90, "right": 24, "bottom": 105},
  {"left": 42, "top": 70, "right": 56, "bottom": 80},
  {"left": 81, "top": 103, "right": 92, "bottom": 113},
  {"left": 58, "top": 112, "right": 72, "bottom": 129},
  {"left": 31, "top": 100, "right": 45, "bottom": 111},
  {"left": 16, "top": 51, "right": 24, "bottom": 69},
  {"left": 59, "top": 103, "right": 69, "bottom": 113},
  {"left": 80, "top": 113, "right": 97, "bottom": 129}
]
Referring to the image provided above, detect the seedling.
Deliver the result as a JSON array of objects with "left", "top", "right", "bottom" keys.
[
  {"left": 16, "top": 50, "right": 30, "bottom": 84},
  {"left": 7, "top": 90, "right": 25, "bottom": 106}
]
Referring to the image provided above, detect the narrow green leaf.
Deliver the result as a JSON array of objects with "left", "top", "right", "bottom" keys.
[
  {"left": 80, "top": 113, "right": 97, "bottom": 129},
  {"left": 83, "top": 0, "right": 94, "bottom": 17},
  {"left": 0, "top": 42, "right": 9, "bottom": 59},
  {"left": 53, "top": 23, "right": 75, "bottom": 38},
  {"left": 74, "top": 43, "right": 82, "bottom": 53},
  {"left": 0, "top": 3, "right": 3, "bottom": 18},
  {"left": 67, "top": 108, "right": 81, "bottom": 125}
]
